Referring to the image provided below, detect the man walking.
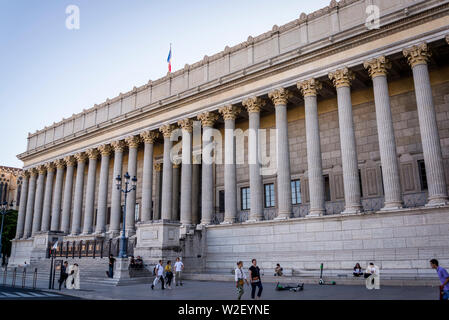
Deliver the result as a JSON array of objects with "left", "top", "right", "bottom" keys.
[
  {"left": 174, "top": 257, "right": 184, "bottom": 286},
  {"left": 107, "top": 254, "right": 115, "bottom": 278},
  {"left": 430, "top": 259, "right": 449, "bottom": 300},
  {"left": 58, "top": 261, "right": 69, "bottom": 290},
  {"left": 151, "top": 260, "right": 165, "bottom": 290},
  {"left": 249, "top": 258, "right": 263, "bottom": 300}
]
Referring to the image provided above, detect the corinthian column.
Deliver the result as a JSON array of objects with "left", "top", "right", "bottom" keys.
[
  {"left": 140, "top": 131, "right": 158, "bottom": 222},
  {"left": 153, "top": 163, "right": 162, "bottom": 220},
  {"left": 50, "top": 160, "right": 65, "bottom": 231},
  {"left": 403, "top": 43, "right": 448, "bottom": 206},
  {"left": 125, "top": 135, "right": 140, "bottom": 234},
  {"left": 82, "top": 148, "right": 99, "bottom": 235},
  {"left": 298, "top": 79, "right": 326, "bottom": 216},
  {"left": 269, "top": 88, "right": 294, "bottom": 219},
  {"left": 71, "top": 152, "right": 87, "bottom": 235},
  {"left": 95, "top": 144, "right": 111, "bottom": 234},
  {"left": 364, "top": 56, "right": 403, "bottom": 210},
  {"left": 242, "top": 97, "right": 265, "bottom": 221},
  {"left": 329, "top": 68, "right": 363, "bottom": 213},
  {"left": 218, "top": 106, "right": 241, "bottom": 223},
  {"left": 32, "top": 165, "right": 46, "bottom": 235},
  {"left": 198, "top": 112, "right": 219, "bottom": 225},
  {"left": 41, "top": 163, "right": 55, "bottom": 232},
  {"left": 23, "top": 168, "right": 37, "bottom": 238},
  {"left": 160, "top": 125, "right": 175, "bottom": 221},
  {"left": 172, "top": 163, "right": 181, "bottom": 221},
  {"left": 61, "top": 156, "right": 75, "bottom": 234},
  {"left": 110, "top": 141, "right": 125, "bottom": 236},
  {"left": 15, "top": 171, "right": 29, "bottom": 239},
  {"left": 178, "top": 119, "right": 193, "bottom": 226}
]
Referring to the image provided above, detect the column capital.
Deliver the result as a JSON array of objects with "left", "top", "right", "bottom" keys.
[
  {"left": 22, "top": 170, "right": 30, "bottom": 178},
  {"left": 268, "top": 88, "right": 293, "bottom": 106},
  {"left": 29, "top": 167, "right": 38, "bottom": 177},
  {"left": 64, "top": 156, "right": 76, "bottom": 167},
  {"left": 55, "top": 159, "right": 65, "bottom": 169},
  {"left": 111, "top": 140, "right": 126, "bottom": 152},
  {"left": 74, "top": 152, "right": 88, "bottom": 163},
  {"left": 197, "top": 112, "right": 218, "bottom": 127},
  {"left": 364, "top": 56, "right": 391, "bottom": 78},
  {"left": 173, "top": 163, "right": 181, "bottom": 169},
  {"left": 403, "top": 42, "right": 431, "bottom": 68},
  {"left": 86, "top": 148, "right": 100, "bottom": 160},
  {"left": 140, "top": 131, "right": 159, "bottom": 143},
  {"left": 218, "top": 105, "right": 241, "bottom": 121},
  {"left": 125, "top": 135, "right": 141, "bottom": 149},
  {"left": 160, "top": 124, "right": 175, "bottom": 138},
  {"left": 154, "top": 162, "right": 162, "bottom": 172},
  {"left": 329, "top": 67, "right": 355, "bottom": 88},
  {"left": 178, "top": 119, "right": 194, "bottom": 132},
  {"left": 297, "top": 78, "right": 322, "bottom": 97},
  {"left": 37, "top": 165, "right": 46, "bottom": 175},
  {"left": 45, "top": 162, "right": 56, "bottom": 173},
  {"left": 98, "top": 144, "right": 112, "bottom": 156},
  {"left": 242, "top": 96, "right": 265, "bottom": 113}
]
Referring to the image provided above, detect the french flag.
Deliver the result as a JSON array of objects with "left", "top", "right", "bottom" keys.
[{"left": 167, "top": 45, "right": 172, "bottom": 73}]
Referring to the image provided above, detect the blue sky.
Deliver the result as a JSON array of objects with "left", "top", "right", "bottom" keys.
[{"left": 0, "top": 0, "right": 330, "bottom": 168}]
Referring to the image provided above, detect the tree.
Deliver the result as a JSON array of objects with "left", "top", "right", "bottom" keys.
[{"left": 1, "top": 209, "right": 17, "bottom": 259}]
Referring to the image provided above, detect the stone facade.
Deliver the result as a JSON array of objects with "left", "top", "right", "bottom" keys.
[{"left": 9, "top": 0, "right": 449, "bottom": 278}]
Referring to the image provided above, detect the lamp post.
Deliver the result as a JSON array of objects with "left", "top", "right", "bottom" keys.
[
  {"left": 115, "top": 172, "right": 137, "bottom": 258},
  {"left": 0, "top": 201, "right": 13, "bottom": 261}
]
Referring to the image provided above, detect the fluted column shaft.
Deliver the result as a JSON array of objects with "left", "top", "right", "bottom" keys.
[
  {"left": 82, "top": 151, "right": 98, "bottom": 234},
  {"left": 191, "top": 158, "right": 200, "bottom": 225},
  {"left": 172, "top": 164, "right": 181, "bottom": 221},
  {"left": 329, "top": 68, "right": 363, "bottom": 213},
  {"left": 23, "top": 171, "right": 37, "bottom": 238},
  {"left": 125, "top": 138, "right": 139, "bottom": 234},
  {"left": 201, "top": 125, "right": 214, "bottom": 224},
  {"left": 32, "top": 168, "right": 46, "bottom": 235},
  {"left": 179, "top": 120, "right": 193, "bottom": 225},
  {"left": 161, "top": 136, "right": 173, "bottom": 221},
  {"left": 141, "top": 133, "right": 156, "bottom": 222},
  {"left": 50, "top": 163, "right": 65, "bottom": 231},
  {"left": 61, "top": 159, "right": 75, "bottom": 234},
  {"left": 110, "top": 142, "right": 124, "bottom": 234},
  {"left": 41, "top": 166, "right": 55, "bottom": 232},
  {"left": 71, "top": 155, "right": 86, "bottom": 235},
  {"left": 404, "top": 43, "right": 448, "bottom": 205},
  {"left": 153, "top": 164, "right": 162, "bottom": 220},
  {"left": 15, "top": 174, "right": 29, "bottom": 239},
  {"left": 96, "top": 146, "right": 111, "bottom": 234}
]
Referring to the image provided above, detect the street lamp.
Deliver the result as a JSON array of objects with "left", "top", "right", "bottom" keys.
[
  {"left": 115, "top": 172, "right": 137, "bottom": 258},
  {"left": 0, "top": 200, "right": 14, "bottom": 261}
]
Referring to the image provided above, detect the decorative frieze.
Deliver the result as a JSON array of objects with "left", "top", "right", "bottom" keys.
[
  {"left": 218, "top": 105, "right": 241, "bottom": 121},
  {"left": 403, "top": 42, "right": 431, "bottom": 68},
  {"left": 328, "top": 67, "right": 355, "bottom": 88},
  {"left": 364, "top": 56, "right": 392, "bottom": 79},
  {"left": 268, "top": 88, "right": 293, "bottom": 106},
  {"left": 197, "top": 112, "right": 219, "bottom": 127},
  {"left": 177, "top": 119, "right": 194, "bottom": 132},
  {"left": 141, "top": 131, "right": 159, "bottom": 143},
  {"left": 297, "top": 79, "right": 322, "bottom": 97},
  {"left": 242, "top": 96, "right": 266, "bottom": 113}
]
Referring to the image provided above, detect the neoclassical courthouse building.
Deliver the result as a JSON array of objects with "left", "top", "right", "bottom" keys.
[{"left": 9, "top": 0, "right": 449, "bottom": 278}]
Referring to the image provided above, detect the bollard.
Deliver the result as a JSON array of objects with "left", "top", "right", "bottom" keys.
[
  {"left": 12, "top": 267, "right": 17, "bottom": 288},
  {"left": 22, "top": 268, "right": 26, "bottom": 288},
  {"left": 2, "top": 267, "right": 7, "bottom": 285},
  {"left": 33, "top": 268, "right": 37, "bottom": 290}
]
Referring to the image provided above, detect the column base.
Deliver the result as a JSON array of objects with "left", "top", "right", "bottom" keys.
[
  {"left": 380, "top": 204, "right": 403, "bottom": 211},
  {"left": 425, "top": 196, "right": 449, "bottom": 207},
  {"left": 342, "top": 206, "right": 363, "bottom": 215},
  {"left": 307, "top": 209, "right": 325, "bottom": 217},
  {"left": 274, "top": 213, "right": 291, "bottom": 220}
]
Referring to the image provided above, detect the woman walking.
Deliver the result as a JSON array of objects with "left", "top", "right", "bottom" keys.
[
  {"left": 235, "top": 261, "right": 248, "bottom": 300},
  {"left": 165, "top": 260, "right": 174, "bottom": 289}
]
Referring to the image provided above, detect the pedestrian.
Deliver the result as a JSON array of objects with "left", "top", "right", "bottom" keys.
[
  {"left": 58, "top": 261, "right": 69, "bottom": 290},
  {"left": 274, "top": 263, "right": 283, "bottom": 276},
  {"left": 66, "top": 263, "right": 80, "bottom": 290},
  {"left": 430, "top": 259, "right": 449, "bottom": 300},
  {"left": 235, "top": 261, "right": 248, "bottom": 300},
  {"left": 249, "top": 258, "right": 263, "bottom": 299},
  {"left": 365, "top": 262, "right": 380, "bottom": 290},
  {"left": 174, "top": 257, "right": 184, "bottom": 286},
  {"left": 106, "top": 254, "right": 115, "bottom": 278},
  {"left": 165, "top": 260, "right": 174, "bottom": 289},
  {"left": 151, "top": 260, "right": 165, "bottom": 290}
]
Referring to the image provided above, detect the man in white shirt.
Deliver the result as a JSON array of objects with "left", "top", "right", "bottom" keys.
[
  {"left": 174, "top": 257, "right": 184, "bottom": 286},
  {"left": 151, "top": 260, "right": 165, "bottom": 290},
  {"left": 365, "top": 262, "right": 380, "bottom": 290}
]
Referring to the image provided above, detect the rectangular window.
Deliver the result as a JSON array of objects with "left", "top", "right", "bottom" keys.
[
  {"left": 241, "top": 187, "right": 250, "bottom": 211},
  {"left": 324, "top": 175, "right": 331, "bottom": 202},
  {"left": 291, "top": 180, "right": 301, "bottom": 205},
  {"left": 264, "top": 183, "right": 275, "bottom": 208},
  {"left": 219, "top": 190, "right": 225, "bottom": 213},
  {"left": 418, "top": 160, "right": 428, "bottom": 191}
]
